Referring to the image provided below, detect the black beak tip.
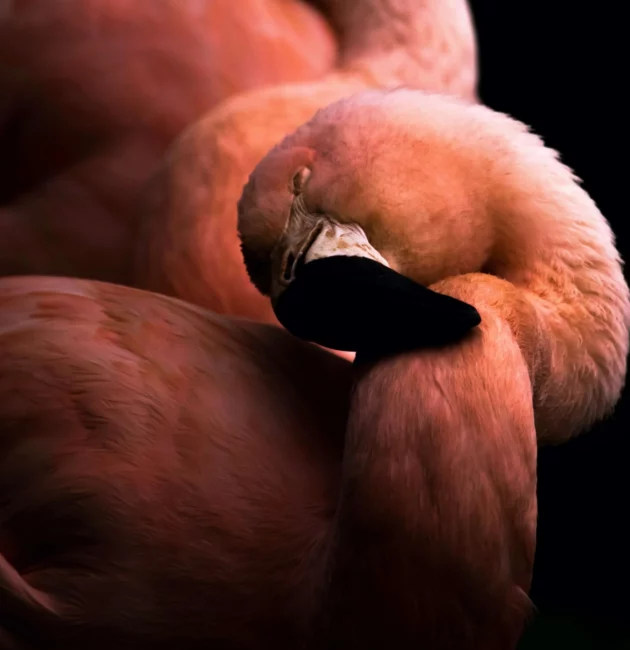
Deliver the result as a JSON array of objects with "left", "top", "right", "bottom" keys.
[{"left": 274, "top": 256, "right": 481, "bottom": 355}]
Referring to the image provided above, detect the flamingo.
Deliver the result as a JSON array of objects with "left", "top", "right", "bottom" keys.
[
  {"left": 0, "top": 0, "right": 336, "bottom": 284},
  {"left": 134, "top": 0, "right": 478, "bottom": 326},
  {"left": 1, "top": 89, "right": 626, "bottom": 649},
  {"left": 0, "top": 276, "right": 352, "bottom": 650},
  {"left": 236, "top": 88, "right": 629, "bottom": 642},
  {"left": 238, "top": 88, "right": 629, "bottom": 442}
]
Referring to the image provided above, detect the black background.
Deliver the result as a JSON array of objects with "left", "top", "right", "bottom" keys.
[{"left": 468, "top": 0, "right": 628, "bottom": 643}]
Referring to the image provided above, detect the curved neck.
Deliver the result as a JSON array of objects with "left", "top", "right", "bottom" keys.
[
  {"left": 483, "top": 139, "right": 630, "bottom": 439},
  {"left": 310, "top": 325, "right": 537, "bottom": 648},
  {"left": 314, "top": 0, "right": 478, "bottom": 98}
]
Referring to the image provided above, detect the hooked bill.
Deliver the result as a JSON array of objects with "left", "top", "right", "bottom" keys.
[{"left": 274, "top": 255, "right": 482, "bottom": 360}]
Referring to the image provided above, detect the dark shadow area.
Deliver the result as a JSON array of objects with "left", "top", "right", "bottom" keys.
[{"left": 468, "top": 1, "right": 629, "bottom": 646}]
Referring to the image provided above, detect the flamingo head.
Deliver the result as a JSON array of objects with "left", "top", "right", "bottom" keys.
[{"left": 237, "top": 90, "right": 487, "bottom": 355}]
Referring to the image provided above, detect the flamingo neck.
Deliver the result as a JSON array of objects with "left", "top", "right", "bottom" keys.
[
  {"left": 482, "top": 137, "right": 630, "bottom": 439},
  {"left": 310, "top": 330, "right": 536, "bottom": 648},
  {"left": 317, "top": 0, "right": 477, "bottom": 98}
]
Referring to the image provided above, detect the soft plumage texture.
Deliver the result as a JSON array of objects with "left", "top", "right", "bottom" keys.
[
  {"left": 312, "top": 0, "right": 477, "bottom": 94},
  {"left": 0, "top": 275, "right": 350, "bottom": 649},
  {"left": 0, "top": 265, "right": 533, "bottom": 648},
  {"left": 239, "top": 88, "right": 630, "bottom": 442},
  {"left": 234, "top": 88, "right": 553, "bottom": 647},
  {"left": 299, "top": 316, "right": 537, "bottom": 648},
  {"left": 0, "top": 0, "right": 335, "bottom": 283},
  {"left": 134, "top": 0, "right": 478, "bottom": 325},
  {"left": 232, "top": 85, "right": 628, "bottom": 646},
  {"left": 0, "top": 229, "right": 535, "bottom": 648}
]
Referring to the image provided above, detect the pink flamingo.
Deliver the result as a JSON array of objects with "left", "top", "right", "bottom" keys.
[
  {"left": 0, "top": 0, "right": 336, "bottom": 284},
  {"left": 135, "top": 0, "right": 478, "bottom": 326},
  {"left": 0, "top": 89, "right": 627, "bottom": 649}
]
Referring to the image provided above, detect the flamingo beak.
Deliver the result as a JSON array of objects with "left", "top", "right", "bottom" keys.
[
  {"left": 302, "top": 221, "right": 390, "bottom": 268},
  {"left": 271, "top": 220, "right": 482, "bottom": 355}
]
